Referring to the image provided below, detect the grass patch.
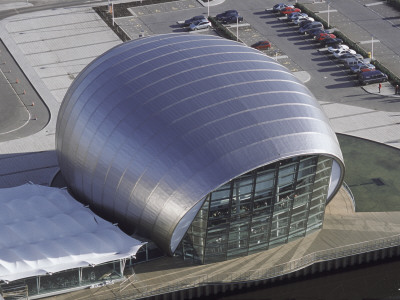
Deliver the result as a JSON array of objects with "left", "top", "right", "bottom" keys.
[{"left": 338, "top": 134, "right": 400, "bottom": 212}]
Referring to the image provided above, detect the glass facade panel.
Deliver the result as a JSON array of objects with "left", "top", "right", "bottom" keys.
[{"left": 177, "top": 155, "right": 335, "bottom": 264}]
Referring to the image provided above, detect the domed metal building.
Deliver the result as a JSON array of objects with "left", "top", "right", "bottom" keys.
[{"left": 56, "top": 33, "right": 344, "bottom": 263}]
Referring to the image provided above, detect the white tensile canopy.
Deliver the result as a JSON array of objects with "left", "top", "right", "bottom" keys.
[{"left": 0, "top": 184, "right": 145, "bottom": 282}]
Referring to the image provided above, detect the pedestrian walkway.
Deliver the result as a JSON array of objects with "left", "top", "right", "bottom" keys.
[{"left": 363, "top": 81, "right": 400, "bottom": 97}]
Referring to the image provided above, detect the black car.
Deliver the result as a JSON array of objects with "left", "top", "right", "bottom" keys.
[
  {"left": 310, "top": 29, "right": 332, "bottom": 39},
  {"left": 320, "top": 37, "right": 343, "bottom": 47},
  {"left": 216, "top": 10, "right": 244, "bottom": 24},
  {"left": 298, "top": 19, "right": 314, "bottom": 28},
  {"left": 180, "top": 15, "right": 206, "bottom": 27},
  {"left": 299, "top": 22, "right": 323, "bottom": 34},
  {"left": 358, "top": 70, "right": 388, "bottom": 85},
  {"left": 307, "top": 28, "right": 325, "bottom": 38}
]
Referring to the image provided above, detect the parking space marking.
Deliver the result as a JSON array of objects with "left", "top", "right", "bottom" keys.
[
  {"left": 359, "top": 39, "right": 380, "bottom": 44},
  {"left": 225, "top": 23, "right": 250, "bottom": 28},
  {"left": 364, "top": 1, "right": 386, "bottom": 7},
  {"left": 317, "top": 9, "right": 338, "bottom": 14}
]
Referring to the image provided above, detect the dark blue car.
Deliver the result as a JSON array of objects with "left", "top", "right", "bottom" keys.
[{"left": 216, "top": 10, "right": 244, "bottom": 24}]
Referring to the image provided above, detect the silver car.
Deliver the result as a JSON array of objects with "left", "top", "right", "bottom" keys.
[{"left": 189, "top": 19, "right": 211, "bottom": 31}]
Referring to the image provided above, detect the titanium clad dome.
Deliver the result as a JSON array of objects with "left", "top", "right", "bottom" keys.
[{"left": 56, "top": 33, "right": 344, "bottom": 255}]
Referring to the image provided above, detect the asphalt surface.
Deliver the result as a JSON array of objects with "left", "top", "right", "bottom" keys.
[
  {"left": 123, "top": 0, "right": 400, "bottom": 114},
  {"left": 0, "top": 39, "right": 48, "bottom": 142}
]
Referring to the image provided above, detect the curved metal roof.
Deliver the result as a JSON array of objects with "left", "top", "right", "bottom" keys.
[{"left": 56, "top": 33, "right": 344, "bottom": 255}]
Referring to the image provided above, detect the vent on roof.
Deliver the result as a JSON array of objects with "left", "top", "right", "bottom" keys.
[{"left": 372, "top": 178, "right": 384, "bottom": 186}]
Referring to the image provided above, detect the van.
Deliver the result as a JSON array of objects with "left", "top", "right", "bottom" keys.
[
  {"left": 358, "top": 70, "right": 388, "bottom": 85},
  {"left": 342, "top": 56, "right": 364, "bottom": 67}
]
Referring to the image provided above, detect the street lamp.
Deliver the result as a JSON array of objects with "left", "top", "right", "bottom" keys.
[
  {"left": 236, "top": 16, "right": 239, "bottom": 41},
  {"left": 371, "top": 36, "right": 374, "bottom": 60},
  {"left": 112, "top": 2, "right": 115, "bottom": 26},
  {"left": 207, "top": 0, "right": 209, "bottom": 18},
  {"left": 327, "top": 2, "right": 330, "bottom": 28}
]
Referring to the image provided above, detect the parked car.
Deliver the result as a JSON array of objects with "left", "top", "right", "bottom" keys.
[
  {"left": 293, "top": 16, "right": 314, "bottom": 25},
  {"left": 216, "top": 10, "right": 243, "bottom": 23},
  {"left": 332, "top": 48, "right": 356, "bottom": 59},
  {"left": 307, "top": 27, "right": 326, "bottom": 37},
  {"left": 251, "top": 40, "right": 271, "bottom": 50},
  {"left": 178, "top": 15, "right": 206, "bottom": 27},
  {"left": 350, "top": 63, "right": 376, "bottom": 74},
  {"left": 299, "top": 22, "right": 323, "bottom": 34},
  {"left": 298, "top": 19, "right": 314, "bottom": 28},
  {"left": 338, "top": 53, "right": 363, "bottom": 62},
  {"left": 271, "top": 3, "right": 292, "bottom": 13},
  {"left": 328, "top": 44, "right": 349, "bottom": 53},
  {"left": 281, "top": 7, "right": 301, "bottom": 15},
  {"left": 306, "top": 28, "right": 326, "bottom": 38},
  {"left": 216, "top": 10, "right": 237, "bottom": 20},
  {"left": 299, "top": 21, "right": 321, "bottom": 30},
  {"left": 288, "top": 12, "right": 306, "bottom": 21},
  {"left": 189, "top": 19, "right": 212, "bottom": 31},
  {"left": 358, "top": 70, "right": 388, "bottom": 85},
  {"left": 343, "top": 56, "right": 368, "bottom": 67},
  {"left": 319, "top": 37, "right": 343, "bottom": 47},
  {"left": 314, "top": 33, "right": 336, "bottom": 41}
]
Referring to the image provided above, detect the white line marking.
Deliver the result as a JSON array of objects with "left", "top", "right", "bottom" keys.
[
  {"left": 365, "top": 1, "right": 386, "bottom": 7},
  {"left": 317, "top": 9, "right": 338, "bottom": 13},
  {"left": 359, "top": 40, "right": 380, "bottom": 44}
]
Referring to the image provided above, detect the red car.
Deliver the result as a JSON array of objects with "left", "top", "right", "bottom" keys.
[
  {"left": 281, "top": 7, "right": 301, "bottom": 15},
  {"left": 251, "top": 40, "right": 271, "bottom": 50},
  {"left": 315, "top": 33, "right": 336, "bottom": 41},
  {"left": 360, "top": 68, "right": 373, "bottom": 73}
]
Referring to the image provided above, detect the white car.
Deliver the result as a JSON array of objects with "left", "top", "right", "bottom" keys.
[
  {"left": 327, "top": 44, "right": 349, "bottom": 53},
  {"left": 333, "top": 49, "right": 356, "bottom": 58},
  {"left": 288, "top": 12, "right": 307, "bottom": 21},
  {"left": 293, "top": 16, "right": 314, "bottom": 25}
]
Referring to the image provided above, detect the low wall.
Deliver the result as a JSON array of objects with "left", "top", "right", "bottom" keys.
[{"left": 140, "top": 245, "right": 400, "bottom": 300}]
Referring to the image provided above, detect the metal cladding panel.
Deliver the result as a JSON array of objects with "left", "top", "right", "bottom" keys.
[{"left": 56, "top": 33, "right": 344, "bottom": 255}]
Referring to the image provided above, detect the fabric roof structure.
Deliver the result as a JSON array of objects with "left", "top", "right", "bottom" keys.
[
  {"left": 0, "top": 184, "right": 144, "bottom": 282},
  {"left": 56, "top": 33, "right": 344, "bottom": 256}
]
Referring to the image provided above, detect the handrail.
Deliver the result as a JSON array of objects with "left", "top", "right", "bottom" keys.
[
  {"left": 124, "top": 233, "right": 400, "bottom": 299},
  {"left": 342, "top": 181, "right": 356, "bottom": 211}
]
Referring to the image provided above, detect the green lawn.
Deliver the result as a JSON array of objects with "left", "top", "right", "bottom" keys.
[{"left": 338, "top": 134, "right": 400, "bottom": 212}]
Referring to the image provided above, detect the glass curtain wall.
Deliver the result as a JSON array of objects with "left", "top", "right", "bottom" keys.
[
  {"left": 0, "top": 260, "right": 125, "bottom": 298},
  {"left": 177, "top": 155, "right": 333, "bottom": 264}
]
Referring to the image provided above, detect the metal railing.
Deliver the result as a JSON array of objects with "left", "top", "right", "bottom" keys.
[
  {"left": 342, "top": 181, "right": 356, "bottom": 211},
  {"left": 122, "top": 233, "right": 400, "bottom": 299}
]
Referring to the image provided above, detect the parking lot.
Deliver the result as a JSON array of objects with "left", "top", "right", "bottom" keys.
[{"left": 111, "top": 0, "right": 400, "bottom": 112}]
